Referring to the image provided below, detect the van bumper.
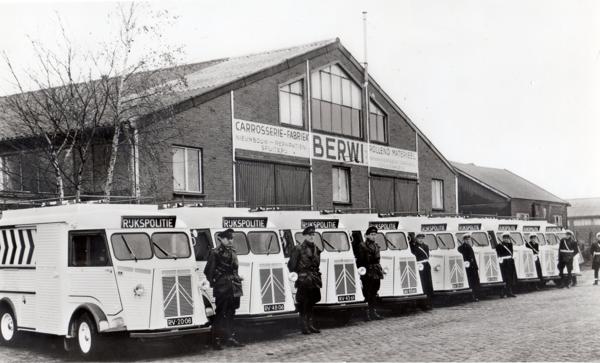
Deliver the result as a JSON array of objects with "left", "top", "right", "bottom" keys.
[
  {"left": 235, "top": 311, "right": 298, "bottom": 323},
  {"left": 480, "top": 281, "right": 506, "bottom": 289},
  {"left": 379, "top": 293, "right": 428, "bottom": 304},
  {"left": 433, "top": 288, "right": 472, "bottom": 296},
  {"left": 314, "top": 301, "right": 368, "bottom": 311},
  {"left": 517, "top": 277, "right": 540, "bottom": 283},
  {"left": 129, "top": 326, "right": 211, "bottom": 339}
]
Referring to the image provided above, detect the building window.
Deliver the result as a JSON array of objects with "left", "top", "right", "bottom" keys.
[
  {"left": 332, "top": 167, "right": 350, "bottom": 203},
  {"left": 311, "top": 64, "right": 362, "bottom": 138},
  {"left": 279, "top": 80, "right": 304, "bottom": 127},
  {"left": 172, "top": 146, "right": 202, "bottom": 193},
  {"left": 553, "top": 215, "right": 563, "bottom": 226},
  {"left": 431, "top": 179, "right": 444, "bottom": 210},
  {"left": 516, "top": 213, "right": 530, "bottom": 220},
  {"left": 369, "top": 101, "right": 387, "bottom": 143}
]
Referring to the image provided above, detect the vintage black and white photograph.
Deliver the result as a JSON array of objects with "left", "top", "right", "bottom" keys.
[{"left": 0, "top": 0, "right": 598, "bottom": 361}]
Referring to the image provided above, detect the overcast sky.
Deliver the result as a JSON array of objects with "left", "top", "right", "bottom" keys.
[{"left": 0, "top": 0, "right": 598, "bottom": 200}]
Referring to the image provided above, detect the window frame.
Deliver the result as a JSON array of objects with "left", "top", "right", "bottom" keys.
[
  {"left": 68, "top": 230, "right": 112, "bottom": 267},
  {"left": 368, "top": 99, "right": 388, "bottom": 145},
  {"left": 247, "top": 231, "right": 281, "bottom": 255},
  {"left": 151, "top": 232, "right": 192, "bottom": 259},
  {"left": 110, "top": 232, "right": 153, "bottom": 261},
  {"left": 278, "top": 77, "right": 305, "bottom": 128},
  {"left": 191, "top": 228, "right": 214, "bottom": 262},
  {"left": 332, "top": 166, "right": 351, "bottom": 204},
  {"left": 431, "top": 179, "right": 444, "bottom": 211},
  {"left": 553, "top": 215, "right": 563, "bottom": 226},
  {"left": 172, "top": 145, "right": 204, "bottom": 194}
]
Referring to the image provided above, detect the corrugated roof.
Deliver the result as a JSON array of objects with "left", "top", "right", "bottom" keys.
[
  {"left": 452, "top": 161, "right": 568, "bottom": 204},
  {"left": 567, "top": 197, "right": 600, "bottom": 218}
]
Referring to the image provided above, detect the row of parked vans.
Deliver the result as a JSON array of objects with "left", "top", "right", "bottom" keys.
[{"left": 0, "top": 203, "right": 580, "bottom": 357}]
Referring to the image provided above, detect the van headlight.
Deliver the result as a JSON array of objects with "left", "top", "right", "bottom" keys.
[
  {"left": 383, "top": 266, "right": 390, "bottom": 275},
  {"left": 533, "top": 255, "right": 538, "bottom": 261},
  {"left": 133, "top": 284, "right": 145, "bottom": 296},
  {"left": 434, "top": 264, "right": 441, "bottom": 272},
  {"left": 418, "top": 263, "right": 424, "bottom": 271},
  {"left": 358, "top": 267, "right": 367, "bottom": 276},
  {"left": 464, "top": 261, "right": 470, "bottom": 268},
  {"left": 200, "top": 279, "right": 210, "bottom": 291},
  {"left": 289, "top": 272, "right": 298, "bottom": 282}
]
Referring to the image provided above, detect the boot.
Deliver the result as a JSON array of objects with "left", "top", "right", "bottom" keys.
[
  {"left": 364, "top": 308, "right": 372, "bottom": 322},
  {"left": 307, "top": 311, "right": 320, "bottom": 333},
  {"left": 300, "top": 314, "right": 311, "bottom": 335},
  {"left": 226, "top": 336, "right": 245, "bottom": 347},
  {"left": 594, "top": 280, "right": 598, "bottom": 286},
  {"left": 370, "top": 308, "right": 384, "bottom": 320},
  {"left": 212, "top": 336, "right": 224, "bottom": 350}
]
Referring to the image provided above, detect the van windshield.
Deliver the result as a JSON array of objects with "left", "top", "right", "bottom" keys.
[
  {"left": 151, "top": 233, "right": 191, "bottom": 259},
  {"left": 510, "top": 232, "right": 524, "bottom": 246},
  {"left": 294, "top": 232, "right": 324, "bottom": 251},
  {"left": 456, "top": 232, "right": 489, "bottom": 247},
  {"left": 214, "top": 231, "right": 250, "bottom": 255},
  {"left": 545, "top": 233, "right": 559, "bottom": 245},
  {"left": 321, "top": 232, "right": 350, "bottom": 252},
  {"left": 436, "top": 233, "right": 455, "bottom": 249},
  {"left": 247, "top": 232, "right": 280, "bottom": 255},
  {"left": 424, "top": 234, "right": 438, "bottom": 250},
  {"left": 111, "top": 233, "right": 153, "bottom": 261},
  {"left": 383, "top": 232, "right": 408, "bottom": 250}
]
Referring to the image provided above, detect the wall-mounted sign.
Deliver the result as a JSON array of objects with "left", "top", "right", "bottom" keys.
[
  {"left": 368, "top": 221, "right": 399, "bottom": 230},
  {"left": 122, "top": 216, "right": 176, "bottom": 229},
  {"left": 498, "top": 224, "right": 518, "bottom": 231},
  {"left": 421, "top": 224, "right": 447, "bottom": 232},
  {"left": 546, "top": 226, "right": 562, "bottom": 232},
  {"left": 233, "top": 118, "right": 418, "bottom": 174},
  {"left": 222, "top": 217, "right": 268, "bottom": 229},
  {"left": 522, "top": 226, "right": 540, "bottom": 232},
  {"left": 301, "top": 219, "right": 339, "bottom": 229},
  {"left": 458, "top": 224, "right": 481, "bottom": 231}
]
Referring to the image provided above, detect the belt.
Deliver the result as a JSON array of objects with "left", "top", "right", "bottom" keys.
[
  {"left": 559, "top": 250, "right": 573, "bottom": 253},
  {"left": 498, "top": 256, "right": 513, "bottom": 262},
  {"left": 594, "top": 252, "right": 600, "bottom": 256},
  {"left": 417, "top": 259, "right": 429, "bottom": 264}
]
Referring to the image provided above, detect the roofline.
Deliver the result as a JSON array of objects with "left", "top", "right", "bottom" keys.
[
  {"left": 502, "top": 168, "right": 569, "bottom": 205},
  {"left": 510, "top": 197, "right": 570, "bottom": 207},
  {"left": 454, "top": 168, "right": 511, "bottom": 200}
]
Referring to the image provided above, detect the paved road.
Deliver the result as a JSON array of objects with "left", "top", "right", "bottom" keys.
[{"left": 1, "top": 270, "right": 599, "bottom": 362}]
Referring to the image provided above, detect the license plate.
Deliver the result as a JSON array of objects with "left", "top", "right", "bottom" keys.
[
  {"left": 488, "top": 277, "right": 497, "bottom": 282},
  {"left": 167, "top": 316, "right": 192, "bottom": 327},
  {"left": 264, "top": 303, "right": 285, "bottom": 312},
  {"left": 451, "top": 283, "right": 464, "bottom": 289},
  {"left": 403, "top": 288, "right": 417, "bottom": 294},
  {"left": 338, "top": 294, "right": 355, "bottom": 302}
]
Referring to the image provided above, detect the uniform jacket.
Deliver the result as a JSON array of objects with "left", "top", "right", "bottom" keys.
[
  {"left": 288, "top": 240, "right": 322, "bottom": 289},
  {"left": 496, "top": 242, "right": 514, "bottom": 260},
  {"left": 591, "top": 241, "right": 600, "bottom": 269},
  {"left": 558, "top": 238, "right": 579, "bottom": 263},
  {"left": 525, "top": 240, "right": 539, "bottom": 255},
  {"left": 409, "top": 241, "right": 430, "bottom": 262},
  {"left": 204, "top": 244, "right": 243, "bottom": 298},
  {"left": 356, "top": 239, "right": 384, "bottom": 280},
  {"left": 457, "top": 242, "right": 479, "bottom": 270}
]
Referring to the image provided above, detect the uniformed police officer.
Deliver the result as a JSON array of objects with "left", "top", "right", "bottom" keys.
[
  {"left": 288, "top": 226, "right": 322, "bottom": 334},
  {"left": 526, "top": 234, "right": 544, "bottom": 289},
  {"left": 591, "top": 232, "right": 600, "bottom": 285},
  {"left": 204, "top": 228, "right": 244, "bottom": 350},
  {"left": 557, "top": 230, "right": 579, "bottom": 288},
  {"left": 496, "top": 233, "right": 517, "bottom": 298},
  {"left": 457, "top": 233, "right": 480, "bottom": 301},
  {"left": 356, "top": 226, "right": 384, "bottom": 321},
  {"left": 410, "top": 233, "right": 433, "bottom": 308}
]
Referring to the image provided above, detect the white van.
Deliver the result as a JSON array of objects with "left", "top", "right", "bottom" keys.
[
  {"left": 332, "top": 213, "right": 427, "bottom": 305},
  {"left": 397, "top": 216, "right": 472, "bottom": 296},
  {"left": 494, "top": 222, "right": 539, "bottom": 282},
  {"left": 448, "top": 218, "right": 505, "bottom": 289},
  {"left": 0, "top": 204, "right": 210, "bottom": 357},
  {"left": 519, "top": 221, "right": 560, "bottom": 280},
  {"left": 254, "top": 211, "right": 367, "bottom": 320},
  {"left": 165, "top": 207, "right": 297, "bottom": 322}
]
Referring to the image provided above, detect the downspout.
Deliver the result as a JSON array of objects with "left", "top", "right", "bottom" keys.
[
  {"left": 231, "top": 90, "right": 237, "bottom": 208},
  {"left": 306, "top": 59, "right": 314, "bottom": 211}
]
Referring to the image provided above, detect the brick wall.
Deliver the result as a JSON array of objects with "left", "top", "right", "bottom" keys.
[{"left": 417, "top": 135, "right": 457, "bottom": 213}]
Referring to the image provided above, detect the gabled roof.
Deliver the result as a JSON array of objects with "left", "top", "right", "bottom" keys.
[
  {"left": 452, "top": 161, "right": 568, "bottom": 205},
  {"left": 567, "top": 197, "right": 600, "bottom": 218},
  {"left": 0, "top": 38, "right": 456, "bottom": 174}
]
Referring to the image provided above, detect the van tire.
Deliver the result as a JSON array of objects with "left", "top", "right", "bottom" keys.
[
  {"left": 74, "top": 314, "right": 100, "bottom": 358},
  {"left": 0, "top": 306, "right": 19, "bottom": 345}
]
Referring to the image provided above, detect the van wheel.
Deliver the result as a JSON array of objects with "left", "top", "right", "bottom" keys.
[
  {"left": 74, "top": 314, "right": 100, "bottom": 357},
  {"left": 0, "top": 307, "right": 19, "bottom": 345}
]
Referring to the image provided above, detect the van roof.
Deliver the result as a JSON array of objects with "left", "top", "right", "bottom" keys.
[
  {"left": 166, "top": 207, "right": 277, "bottom": 229},
  {"left": 0, "top": 204, "right": 188, "bottom": 230}
]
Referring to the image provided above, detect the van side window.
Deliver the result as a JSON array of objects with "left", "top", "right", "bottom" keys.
[
  {"left": 282, "top": 230, "right": 295, "bottom": 258},
  {"left": 351, "top": 230, "right": 363, "bottom": 256},
  {"left": 69, "top": 232, "right": 111, "bottom": 267},
  {"left": 488, "top": 231, "right": 498, "bottom": 248},
  {"left": 192, "top": 229, "right": 213, "bottom": 261}
]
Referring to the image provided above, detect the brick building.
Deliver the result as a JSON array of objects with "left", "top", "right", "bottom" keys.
[
  {"left": 453, "top": 161, "right": 569, "bottom": 224},
  {"left": 567, "top": 197, "right": 600, "bottom": 244},
  {"left": 0, "top": 39, "right": 458, "bottom": 213}
]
